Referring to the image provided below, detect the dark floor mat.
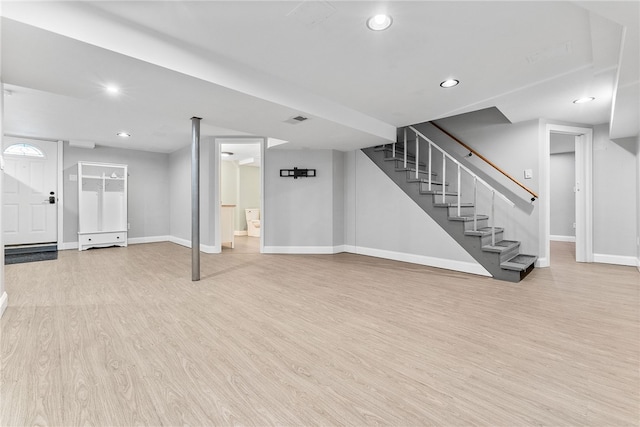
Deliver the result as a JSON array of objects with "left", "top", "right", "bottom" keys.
[{"left": 5, "top": 250, "right": 58, "bottom": 265}]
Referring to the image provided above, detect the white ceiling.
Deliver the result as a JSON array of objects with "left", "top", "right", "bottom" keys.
[{"left": 1, "top": 1, "right": 638, "bottom": 154}]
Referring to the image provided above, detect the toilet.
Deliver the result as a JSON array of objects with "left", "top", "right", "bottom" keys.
[{"left": 245, "top": 208, "right": 261, "bottom": 237}]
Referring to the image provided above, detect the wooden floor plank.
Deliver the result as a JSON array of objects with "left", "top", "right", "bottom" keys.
[{"left": 1, "top": 239, "right": 638, "bottom": 426}]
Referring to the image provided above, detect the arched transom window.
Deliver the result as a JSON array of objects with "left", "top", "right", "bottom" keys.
[{"left": 3, "top": 143, "right": 45, "bottom": 158}]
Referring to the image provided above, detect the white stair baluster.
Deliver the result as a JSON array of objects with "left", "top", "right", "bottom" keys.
[
  {"left": 428, "top": 143, "right": 432, "bottom": 191},
  {"left": 403, "top": 128, "right": 407, "bottom": 169},
  {"left": 457, "top": 165, "right": 461, "bottom": 217},
  {"left": 415, "top": 131, "right": 419, "bottom": 180},
  {"left": 491, "top": 191, "right": 496, "bottom": 246},
  {"left": 442, "top": 152, "right": 446, "bottom": 204},
  {"left": 473, "top": 177, "right": 478, "bottom": 232}
]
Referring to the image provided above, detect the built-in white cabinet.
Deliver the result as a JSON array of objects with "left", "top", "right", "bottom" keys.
[{"left": 78, "top": 162, "right": 128, "bottom": 251}]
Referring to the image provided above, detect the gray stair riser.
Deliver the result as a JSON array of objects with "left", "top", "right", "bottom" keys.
[
  {"left": 499, "top": 245, "right": 521, "bottom": 263},
  {"left": 478, "top": 231, "right": 505, "bottom": 247},
  {"left": 442, "top": 206, "right": 476, "bottom": 217},
  {"left": 402, "top": 170, "right": 438, "bottom": 178},
  {"left": 429, "top": 193, "right": 459, "bottom": 204}
]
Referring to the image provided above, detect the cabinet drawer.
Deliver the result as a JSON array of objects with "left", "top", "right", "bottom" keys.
[{"left": 78, "top": 231, "right": 127, "bottom": 249}]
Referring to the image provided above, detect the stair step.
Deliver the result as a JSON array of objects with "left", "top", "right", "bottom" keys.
[
  {"left": 449, "top": 215, "right": 489, "bottom": 222},
  {"left": 384, "top": 157, "right": 425, "bottom": 167},
  {"left": 464, "top": 227, "right": 504, "bottom": 237},
  {"left": 434, "top": 203, "right": 474, "bottom": 208},
  {"left": 397, "top": 168, "right": 438, "bottom": 177},
  {"left": 501, "top": 254, "right": 537, "bottom": 271},
  {"left": 409, "top": 178, "right": 446, "bottom": 186},
  {"left": 482, "top": 240, "right": 520, "bottom": 253}
]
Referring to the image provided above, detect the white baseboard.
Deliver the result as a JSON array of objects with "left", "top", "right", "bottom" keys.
[
  {"left": 345, "top": 245, "right": 491, "bottom": 277},
  {"left": 128, "top": 235, "right": 171, "bottom": 245},
  {"left": 550, "top": 235, "right": 576, "bottom": 242},
  {"left": 234, "top": 231, "right": 248, "bottom": 236},
  {"left": 0, "top": 291, "right": 8, "bottom": 318},
  {"left": 593, "top": 253, "right": 637, "bottom": 267},
  {"left": 59, "top": 242, "right": 79, "bottom": 250},
  {"left": 263, "top": 245, "right": 345, "bottom": 254},
  {"left": 59, "top": 235, "right": 171, "bottom": 251},
  {"left": 168, "top": 236, "right": 220, "bottom": 254},
  {"left": 637, "top": 257, "right": 640, "bottom": 273},
  {"left": 536, "top": 257, "right": 550, "bottom": 268}
]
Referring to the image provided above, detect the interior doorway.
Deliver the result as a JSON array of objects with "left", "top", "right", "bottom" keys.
[
  {"left": 215, "top": 137, "right": 265, "bottom": 254},
  {"left": 544, "top": 125, "right": 593, "bottom": 265},
  {"left": 2, "top": 136, "right": 62, "bottom": 248}
]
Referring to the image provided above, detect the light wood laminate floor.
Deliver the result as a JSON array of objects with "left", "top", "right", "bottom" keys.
[{"left": 1, "top": 241, "right": 638, "bottom": 426}]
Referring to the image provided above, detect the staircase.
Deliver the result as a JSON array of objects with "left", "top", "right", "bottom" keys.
[{"left": 362, "top": 126, "right": 537, "bottom": 283}]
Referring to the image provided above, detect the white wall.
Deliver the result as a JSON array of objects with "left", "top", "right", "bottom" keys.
[
  {"left": 220, "top": 161, "right": 261, "bottom": 232},
  {"left": 238, "top": 165, "right": 260, "bottom": 232},
  {"left": 344, "top": 150, "right": 487, "bottom": 276},
  {"left": 220, "top": 160, "right": 239, "bottom": 228},
  {"left": 263, "top": 149, "right": 340, "bottom": 251},
  {"left": 550, "top": 152, "right": 576, "bottom": 239},
  {"left": 592, "top": 124, "right": 637, "bottom": 263},
  {"left": 63, "top": 144, "right": 171, "bottom": 245}
]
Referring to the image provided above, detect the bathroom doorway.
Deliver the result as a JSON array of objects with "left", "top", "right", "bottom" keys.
[
  {"left": 216, "top": 137, "right": 264, "bottom": 253},
  {"left": 544, "top": 124, "right": 593, "bottom": 266}
]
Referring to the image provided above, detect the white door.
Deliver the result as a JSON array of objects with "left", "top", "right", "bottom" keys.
[{"left": 2, "top": 139, "right": 58, "bottom": 246}]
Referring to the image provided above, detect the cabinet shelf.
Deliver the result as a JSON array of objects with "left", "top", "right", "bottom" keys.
[{"left": 78, "top": 162, "right": 128, "bottom": 251}]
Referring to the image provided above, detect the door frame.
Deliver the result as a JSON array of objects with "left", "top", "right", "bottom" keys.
[
  {"left": 542, "top": 124, "right": 593, "bottom": 266},
  {"left": 213, "top": 136, "right": 265, "bottom": 253},
  {"left": 2, "top": 135, "right": 63, "bottom": 248}
]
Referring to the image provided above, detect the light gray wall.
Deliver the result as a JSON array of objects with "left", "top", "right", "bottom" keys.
[
  {"left": 263, "top": 149, "right": 337, "bottom": 248},
  {"left": 332, "top": 150, "right": 345, "bottom": 246},
  {"left": 592, "top": 124, "right": 637, "bottom": 257},
  {"left": 238, "top": 165, "right": 260, "bottom": 232},
  {"left": 344, "top": 150, "right": 480, "bottom": 264},
  {"left": 168, "top": 138, "right": 217, "bottom": 247},
  {"left": 63, "top": 144, "right": 170, "bottom": 243},
  {"left": 550, "top": 152, "right": 575, "bottom": 238},
  {"left": 169, "top": 144, "right": 191, "bottom": 242}
]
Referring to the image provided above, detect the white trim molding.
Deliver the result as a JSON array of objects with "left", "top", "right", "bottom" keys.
[
  {"left": 128, "top": 235, "right": 172, "bottom": 245},
  {"left": 550, "top": 235, "right": 576, "bottom": 243},
  {"left": 346, "top": 245, "right": 491, "bottom": 277},
  {"left": 263, "top": 245, "right": 345, "bottom": 254},
  {"left": 169, "top": 236, "right": 220, "bottom": 254},
  {"left": 0, "top": 291, "right": 8, "bottom": 318},
  {"left": 59, "top": 242, "right": 79, "bottom": 250},
  {"left": 593, "top": 253, "right": 638, "bottom": 267}
]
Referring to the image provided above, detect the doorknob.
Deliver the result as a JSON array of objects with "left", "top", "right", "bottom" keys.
[{"left": 48, "top": 191, "right": 56, "bottom": 204}]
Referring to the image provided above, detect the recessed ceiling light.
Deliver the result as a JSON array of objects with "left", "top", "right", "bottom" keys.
[
  {"left": 221, "top": 152, "right": 234, "bottom": 157},
  {"left": 116, "top": 132, "right": 130, "bottom": 138},
  {"left": 367, "top": 14, "right": 392, "bottom": 31},
  {"left": 106, "top": 85, "right": 120, "bottom": 95},
  {"left": 440, "top": 79, "right": 460, "bottom": 88},
  {"left": 573, "top": 97, "right": 595, "bottom": 104}
]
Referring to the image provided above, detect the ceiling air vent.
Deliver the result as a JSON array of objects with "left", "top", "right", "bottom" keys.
[{"left": 284, "top": 115, "right": 309, "bottom": 125}]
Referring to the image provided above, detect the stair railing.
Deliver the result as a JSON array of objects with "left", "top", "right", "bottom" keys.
[
  {"left": 430, "top": 121, "right": 539, "bottom": 201},
  {"left": 392, "top": 126, "right": 516, "bottom": 246}
]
